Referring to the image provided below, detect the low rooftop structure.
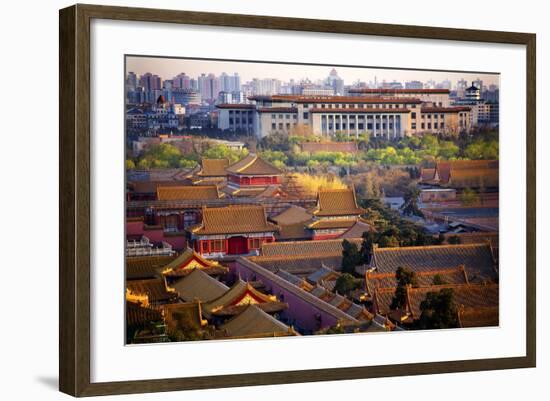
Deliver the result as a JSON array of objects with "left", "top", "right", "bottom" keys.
[
  {"left": 421, "top": 160, "right": 499, "bottom": 189},
  {"left": 261, "top": 238, "right": 362, "bottom": 257},
  {"left": 160, "top": 248, "right": 228, "bottom": 278},
  {"left": 203, "top": 279, "right": 287, "bottom": 317},
  {"left": 369, "top": 243, "right": 498, "bottom": 283},
  {"left": 126, "top": 278, "right": 179, "bottom": 306},
  {"left": 220, "top": 305, "right": 297, "bottom": 339},
  {"left": 372, "top": 283, "right": 499, "bottom": 325},
  {"left": 365, "top": 265, "right": 470, "bottom": 299},
  {"left": 313, "top": 187, "right": 364, "bottom": 217},
  {"left": 170, "top": 268, "right": 229, "bottom": 303},
  {"left": 156, "top": 185, "right": 222, "bottom": 201}
]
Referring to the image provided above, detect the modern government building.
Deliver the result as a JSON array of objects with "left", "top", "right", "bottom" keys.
[{"left": 217, "top": 88, "right": 472, "bottom": 138}]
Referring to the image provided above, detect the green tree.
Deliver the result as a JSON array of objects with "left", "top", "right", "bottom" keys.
[
  {"left": 341, "top": 239, "right": 361, "bottom": 274},
  {"left": 416, "top": 288, "right": 459, "bottom": 330},
  {"left": 390, "top": 267, "right": 418, "bottom": 310},
  {"left": 401, "top": 185, "right": 423, "bottom": 217},
  {"left": 334, "top": 273, "right": 361, "bottom": 296}
]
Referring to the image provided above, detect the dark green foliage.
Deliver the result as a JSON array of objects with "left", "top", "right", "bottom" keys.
[
  {"left": 334, "top": 273, "right": 362, "bottom": 296},
  {"left": 390, "top": 267, "right": 418, "bottom": 310},
  {"left": 401, "top": 185, "right": 423, "bottom": 217},
  {"left": 416, "top": 288, "right": 459, "bottom": 330},
  {"left": 341, "top": 240, "right": 361, "bottom": 274}
]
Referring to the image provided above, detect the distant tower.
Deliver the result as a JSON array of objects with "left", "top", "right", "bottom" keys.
[{"left": 465, "top": 81, "right": 481, "bottom": 100}]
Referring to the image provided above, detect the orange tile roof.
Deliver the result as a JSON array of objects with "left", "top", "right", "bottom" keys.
[
  {"left": 225, "top": 154, "right": 282, "bottom": 176},
  {"left": 371, "top": 243, "right": 497, "bottom": 283},
  {"left": 314, "top": 188, "right": 364, "bottom": 217},
  {"left": 434, "top": 160, "right": 498, "bottom": 186},
  {"left": 156, "top": 185, "right": 221, "bottom": 201},
  {"left": 190, "top": 205, "right": 279, "bottom": 235},
  {"left": 197, "top": 158, "right": 229, "bottom": 177}
]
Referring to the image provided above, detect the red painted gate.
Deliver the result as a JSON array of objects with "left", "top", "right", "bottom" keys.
[{"left": 228, "top": 236, "right": 248, "bottom": 255}]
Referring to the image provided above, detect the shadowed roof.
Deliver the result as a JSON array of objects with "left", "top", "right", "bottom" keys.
[
  {"left": 126, "top": 301, "right": 163, "bottom": 327},
  {"left": 126, "top": 278, "right": 179, "bottom": 304},
  {"left": 225, "top": 153, "right": 282, "bottom": 176},
  {"left": 373, "top": 283, "right": 499, "bottom": 321},
  {"left": 371, "top": 243, "right": 497, "bottom": 283},
  {"left": 261, "top": 238, "right": 362, "bottom": 257},
  {"left": 220, "top": 305, "right": 294, "bottom": 338},
  {"left": 126, "top": 255, "right": 178, "bottom": 280},
  {"left": 365, "top": 266, "right": 470, "bottom": 298},
  {"left": 170, "top": 268, "right": 229, "bottom": 303},
  {"left": 190, "top": 205, "right": 278, "bottom": 235}
]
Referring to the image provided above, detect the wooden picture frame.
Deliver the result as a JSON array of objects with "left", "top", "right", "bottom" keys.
[{"left": 59, "top": 3, "right": 536, "bottom": 397}]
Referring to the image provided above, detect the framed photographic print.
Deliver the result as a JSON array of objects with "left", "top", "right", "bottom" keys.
[{"left": 59, "top": 4, "right": 536, "bottom": 397}]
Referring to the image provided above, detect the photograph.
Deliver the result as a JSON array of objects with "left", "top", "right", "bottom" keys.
[{"left": 124, "top": 56, "right": 500, "bottom": 344}]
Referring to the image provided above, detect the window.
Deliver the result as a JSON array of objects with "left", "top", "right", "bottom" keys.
[
  {"left": 271, "top": 114, "right": 276, "bottom": 119},
  {"left": 440, "top": 122, "right": 445, "bottom": 129},
  {"left": 278, "top": 123, "right": 283, "bottom": 130},
  {"left": 303, "top": 104, "right": 309, "bottom": 108},
  {"left": 427, "top": 123, "right": 432, "bottom": 129},
  {"left": 278, "top": 114, "right": 283, "bottom": 119},
  {"left": 434, "top": 122, "right": 438, "bottom": 129},
  {"left": 411, "top": 112, "right": 416, "bottom": 119},
  {"left": 201, "top": 241, "right": 208, "bottom": 253},
  {"left": 285, "top": 114, "right": 290, "bottom": 119},
  {"left": 421, "top": 123, "right": 425, "bottom": 129},
  {"left": 286, "top": 123, "right": 291, "bottom": 130},
  {"left": 358, "top": 123, "right": 364, "bottom": 130},
  {"left": 211, "top": 239, "right": 226, "bottom": 252},
  {"left": 412, "top": 123, "right": 417, "bottom": 130},
  {"left": 367, "top": 123, "right": 372, "bottom": 130},
  {"left": 303, "top": 112, "right": 309, "bottom": 120},
  {"left": 271, "top": 123, "right": 276, "bottom": 130},
  {"left": 229, "top": 118, "right": 233, "bottom": 124},
  {"left": 440, "top": 114, "right": 444, "bottom": 119},
  {"left": 248, "top": 238, "right": 262, "bottom": 249}
]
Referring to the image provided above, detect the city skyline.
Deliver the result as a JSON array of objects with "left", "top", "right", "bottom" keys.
[{"left": 126, "top": 56, "right": 500, "bottom": 88}]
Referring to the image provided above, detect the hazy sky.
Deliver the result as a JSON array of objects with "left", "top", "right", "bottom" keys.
[{"left": 126, "top": 56, "right": 500, "bottom": 87}]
